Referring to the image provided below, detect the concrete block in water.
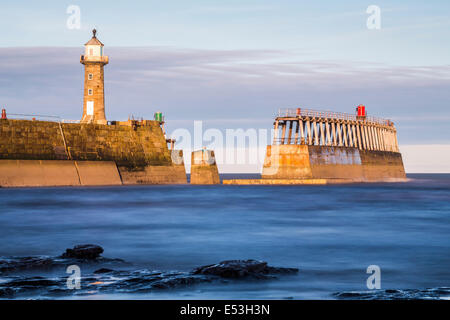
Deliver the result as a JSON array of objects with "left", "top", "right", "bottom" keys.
[{"left": 190, "top": 150, "right": 220, "bottom": 185}]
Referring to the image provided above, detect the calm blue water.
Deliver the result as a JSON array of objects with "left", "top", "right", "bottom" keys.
[{"left": 0, "top": 173, "right": 449, "bottom": 299}]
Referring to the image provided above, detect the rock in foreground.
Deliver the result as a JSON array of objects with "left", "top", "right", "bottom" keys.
[
  {"left": 0, "top": 256, "right": 54, "bottom": 273},
  {"left": 193, "top": 259, "right": 298, "bottom": 279},
  {"left": 0, "top": 257, "right": 299, "bottom": 298},
  {"left": 0, "top": 244, "right": 125, "bottom": 275},
  {"left": 61, "top": 244, "right": 104, "bottom": 260}
]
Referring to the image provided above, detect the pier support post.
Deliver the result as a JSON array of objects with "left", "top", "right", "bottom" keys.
[
  {"left": 320, "top": 121, "right": 325, "bottom": 146},
  {"left": 380, "top": 127, "right": 386, "bottom": 151},
  {"left": 347, "top": 123, "right": 353, "bottom": 147},
  {"left": 359, "top": 124, "right": 366, "bottom": 150},
  {"left": 369, "top": 126, "right": 375, "bottom": 150},
  {"left": 288, "top": 120, "right": 293, "bottom": 144},
  {"left": 385, "top": 129, "right": 390, "bottom": 151},
  {"left": 386, "top": 129, "right": 392, "bottom": 151},
  {"left": 337, "top": 122, "right": 343, "bottom": 146},
  {"left": 374, "top": 126, "right": 381, "bottom": 151},
  {"left": 363, "top": 125, "right": 370, "bottom": 150},
  {"left": 281, "top": 121, "right": 286, "bottom": 145},
  {"left": 332, "top": 122, "right": 337, "bottom": 146},
  {"left": 364, "top": 124, "right": 372, "bottom": 150},
  {"left": 299, "top": 120, "right": 305, "bottom": 145},
  {"left": 326, "top": 121, "right": 331, "bottom": 146},
  {"left": 352, "top": 124, "right": 358, "bottom": 149},
  {"left": 273, "top": 120, "right": 279, "bottom": 144},
  {"left": 381, "top": 127, "right": 386, "bottom": 151},
  {"left": 314, "top": 121, "right": 319, "bottom": 146},
  {"left": 306, "top": 120, "right": 312, "bottom": 145},
  {"left": 294, "top": 120, "right": 299, "bottom": 144},
  {"left": 342, "top": 122, "right": 348, "bottom": 147}
]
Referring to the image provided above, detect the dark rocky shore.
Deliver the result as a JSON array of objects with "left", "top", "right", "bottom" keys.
[
  {"left": 0, "top": 244, "right": 299, "bottom": 298},
  {"left": 333, "top": 288, "right": 450, "bottom": 300}
]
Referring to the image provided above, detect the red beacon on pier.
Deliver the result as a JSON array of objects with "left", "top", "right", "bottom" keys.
[{"left": 356, "top": 104, "right": 366, "bottom": 120}]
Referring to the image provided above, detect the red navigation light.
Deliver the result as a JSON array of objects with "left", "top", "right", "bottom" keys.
[{"left": 356, "top": 105, "right": 366, "bottom": 118}]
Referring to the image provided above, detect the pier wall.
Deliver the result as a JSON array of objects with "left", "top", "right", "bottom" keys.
[
  {"left": 359, "top": 149, "right": 406, "bottom": 180},
  {"left": 308, "top": 146, "right": 364, "bottom": 180},
  {"left": 262, "top": 145, "right": 312, "bottom": 179},
  {"left": 119, "top": 150, "right": 187, "bottom": 185},
  {"left": 0, "top": 160, "right": 121, "bottom": 187},
  {"left": 262, "top": 145, "right": 406, "bottom": 181},
  {"left": 0, "top": 120, "right": 187, "bottom": 187}
]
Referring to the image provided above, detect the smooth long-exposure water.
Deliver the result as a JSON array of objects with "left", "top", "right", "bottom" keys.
[{"left": 0, "top": 174, "right": 449, "bottom": 299}]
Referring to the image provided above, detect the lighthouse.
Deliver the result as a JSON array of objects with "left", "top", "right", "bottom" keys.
[{"left": 80, "top": 29, "right": 108, "bottom": 124}]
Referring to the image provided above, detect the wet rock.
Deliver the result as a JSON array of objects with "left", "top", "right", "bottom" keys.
[
  {"left": 6, "top": 277, "right": 60, "bottom": 288},
  {"left": 0, "top": 288, "right": 15, "bottom": 297},
  {"left": 1, "top": 244, "right": 125, "bottom": 275},
  {"left": 61, "top": 244, "right": 104, "bottom": 260},
  {"left": 151, "top": 275, "right": 210, "bottom": 289},
  {"left": 94, "top": 268, "right": 114, "bottom": 274},
  {"left": 192, "top": 259, "right": 299, "bottom": 279},
  {"left": 0, "top": 256, "right": 54, "bottom": 273},
  {"left": 333, "top": 287, "right": 450, "bottom": 300},
  {"left": 0, "top": 255, "right": 299, "bottom": 298}
]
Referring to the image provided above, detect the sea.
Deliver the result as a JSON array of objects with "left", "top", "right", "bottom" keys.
[{"left": 0, "top": 173, "right": 449, "bottom": 300}]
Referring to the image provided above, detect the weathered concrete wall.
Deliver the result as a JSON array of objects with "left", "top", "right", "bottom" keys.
[
  {"left": 0, "top": 160, "right": 121, "bottom": 187},
  {"left": 0, "top": 119, "right": 186, "bottom": 186},
  {"left": 262, "top": 144, "right": 406, "bottom": 182},
  {"left": 75, "top": 161, "right": 122, "bottom": 186},
  {"left": 262, "top": 145, "right": 312, "bottom": 179},
  {"left": 190, "top": 150, "right": 220, "bottom": 184},
  {"left": 359, "top": 150, "right": 406, "bottom": 180},
  {"left": 119, "top": 150, "right": 187, "bottom": 185},
  {"left": 308, "top": 146, "right": 364, "bottom": 180},
  {"left": 119, "top": 165, "right": 187, "bottom": 185}
]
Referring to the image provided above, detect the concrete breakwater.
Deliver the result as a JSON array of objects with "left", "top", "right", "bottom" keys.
[
  {"left": 223, "top": 107, "right": 407, "bottom": 185},
  {"left": 261, "top": 145, "right": 406, "bottom": 181},
  {"left": 260, "top": 108, "right": 406, "bottom": 182},
  {"left": 0, "top": 119, "right": 187, "bottom": 187}
]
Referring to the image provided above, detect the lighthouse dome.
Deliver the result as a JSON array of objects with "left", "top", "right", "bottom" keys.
[{"left": 84, "top": 29, "right": 104, "bottom": 57}]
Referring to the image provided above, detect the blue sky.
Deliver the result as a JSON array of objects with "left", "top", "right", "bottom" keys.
[
  {"left": 0, "top": 1, "right": 449, "bottom": 171},
  {"left": 1, "top": 0, "right": 449, "bottom": 65}
]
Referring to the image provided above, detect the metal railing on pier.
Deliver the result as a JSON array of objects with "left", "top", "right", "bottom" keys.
[
  {"left": 4, "top": 113, "right": 80, "bottom": 123},
  {"left": 277, "top": 108, "right": 391, "bottom": 126}
]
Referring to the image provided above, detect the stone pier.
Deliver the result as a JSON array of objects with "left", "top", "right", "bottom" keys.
[{"left": 0, "top": 119, "right": 187, "bottom": 187}]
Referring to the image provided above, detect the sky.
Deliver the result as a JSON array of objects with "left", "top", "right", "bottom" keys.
[{"left": 0, "top": 0, "right": 449, "bottom": 172}]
